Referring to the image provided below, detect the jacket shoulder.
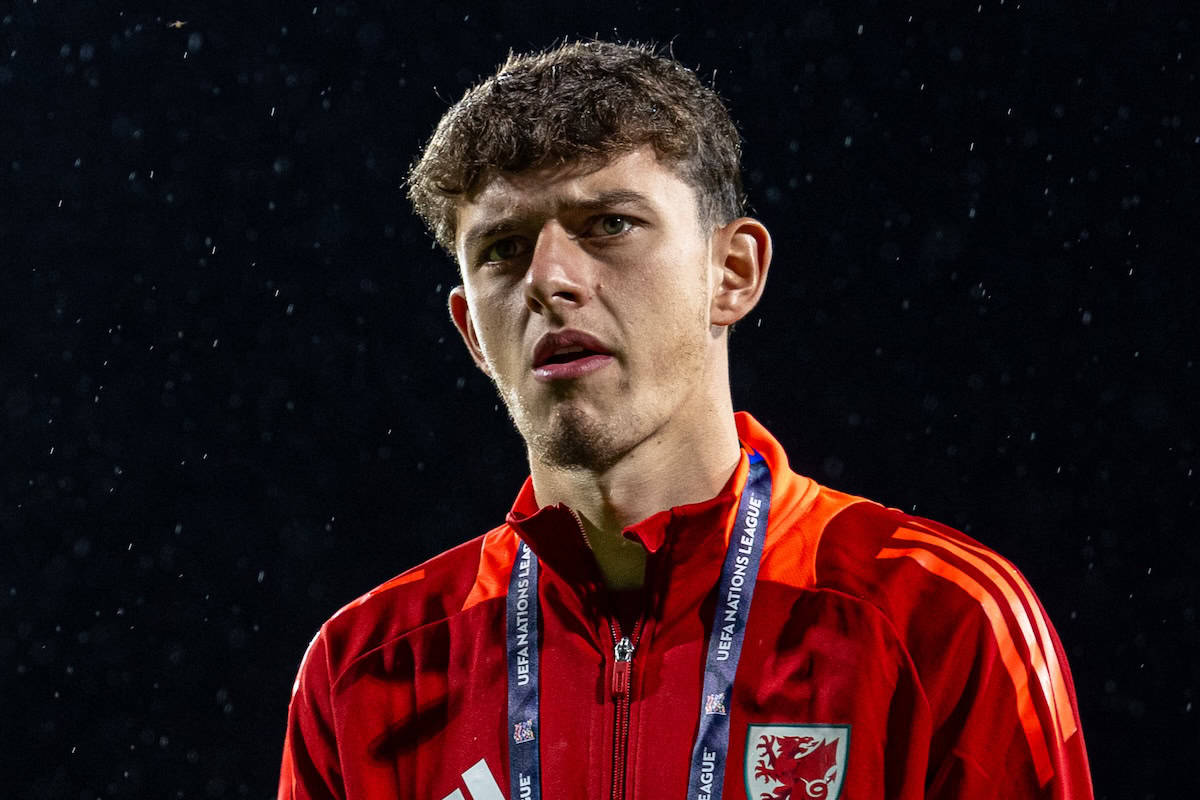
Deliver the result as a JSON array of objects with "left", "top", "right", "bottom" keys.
[
  {"left": 811, "top": 500, "right": 1040, "bottom": 649},
  {"left": 306, "top": 527, "right": 509, "bottom": 688}
]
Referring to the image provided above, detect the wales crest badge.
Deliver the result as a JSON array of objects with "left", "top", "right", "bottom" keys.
[{"left": 744, "top": 724, "right": 850, "bottom": 800}]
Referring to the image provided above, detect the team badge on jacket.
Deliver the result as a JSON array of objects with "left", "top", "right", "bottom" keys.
[{"left": 744, "top": 724, "right": 850, "bottom": 800}]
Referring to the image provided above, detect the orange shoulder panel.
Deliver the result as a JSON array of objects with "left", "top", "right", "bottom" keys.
[
  {"left": 759, "top": 480, "right": 866, "bottom": 588},
  {"left": 733, "top": 410, "right": 869, "bottom": 588},
  {"left": 461, "top": 525, "right": 521, "bottom": 613}
]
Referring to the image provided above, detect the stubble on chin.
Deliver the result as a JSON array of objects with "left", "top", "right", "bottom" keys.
[
  {"left": 497, "top": 375, "right": 638, "bottom": 473},
  {"left": 524, "top": 402, "right": 638, "bottom": 473},
  {"left": 481, "top": 345, "right": 636, "bottom": 472}
]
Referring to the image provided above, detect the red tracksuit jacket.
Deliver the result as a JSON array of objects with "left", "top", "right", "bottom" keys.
[{"left": 279, "top": 413, "right": 1092, "bottom": 799}]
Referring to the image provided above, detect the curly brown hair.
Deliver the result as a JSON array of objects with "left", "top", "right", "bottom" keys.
[{"left": 406, "top": 40, "right": 746, "bottom": 257}]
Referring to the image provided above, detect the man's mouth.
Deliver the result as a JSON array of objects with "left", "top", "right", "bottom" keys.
[
  {"left": 539, "top": 345, "right": 600, "bottom": 366},
  {"left": 532, "top": 331, "right": 614, "bottom": 381}
]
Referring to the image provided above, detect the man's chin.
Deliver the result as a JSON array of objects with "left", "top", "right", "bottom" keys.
[{"left": 521, "top": 405, "right": 630, "bottom": 473}]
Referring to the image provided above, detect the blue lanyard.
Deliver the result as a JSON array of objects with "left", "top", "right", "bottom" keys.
[
  {"left": 506, "top": 451, "right": 772, "bottom": 800},
  {"left": 506, "top": 537, "right": 541, "bottom": 799}
]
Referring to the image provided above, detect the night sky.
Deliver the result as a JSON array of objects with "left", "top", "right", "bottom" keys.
[{"left": 4, "top": 1, "right": 1197, "bottom": 798}]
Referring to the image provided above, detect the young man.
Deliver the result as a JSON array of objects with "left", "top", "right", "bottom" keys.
[{"left": 279, "top": 41, "right": 1092, "bottom": 800}]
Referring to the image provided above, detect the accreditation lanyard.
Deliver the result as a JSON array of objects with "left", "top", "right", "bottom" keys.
[{"left": 506, "top": 450, "right": 772, "bottom": 800}]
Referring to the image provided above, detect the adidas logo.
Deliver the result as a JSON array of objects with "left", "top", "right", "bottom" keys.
[{"left": 439, "top": 758, "right": 505, "bottom": 800}]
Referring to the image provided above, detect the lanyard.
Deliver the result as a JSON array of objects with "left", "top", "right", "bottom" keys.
[
  {"left": 506, "top": 532, "right": 542, "bottom": 799},
  {"left": 506, "top": 450, "right": 772, "bottom": 800}
]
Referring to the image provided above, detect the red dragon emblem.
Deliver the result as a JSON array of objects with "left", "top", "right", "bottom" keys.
[{"left": 752, "top": 734, "right": 841, "bottom": 800}]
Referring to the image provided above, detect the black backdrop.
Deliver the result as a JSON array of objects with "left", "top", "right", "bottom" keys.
[{"left": 4, "top": 1, "right": 1197, "bottom": 797}]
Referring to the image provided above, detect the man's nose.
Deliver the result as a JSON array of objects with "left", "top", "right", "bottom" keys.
[{"left": 524, "top": 221, "right": 591, "bottom": 316}]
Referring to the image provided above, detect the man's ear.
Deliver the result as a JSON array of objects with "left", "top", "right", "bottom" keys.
[
  {"left": 448, "top": 285, "right": 492, "bottom": 376},
  {"left": 710, "top": 217, "right": 772, "bottom": 327}
]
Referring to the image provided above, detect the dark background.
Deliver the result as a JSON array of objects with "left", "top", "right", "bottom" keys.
[{"left": 4, "top": 0, "right": 1196, "bottom": 797}]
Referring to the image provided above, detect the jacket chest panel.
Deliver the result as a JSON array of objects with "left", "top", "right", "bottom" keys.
[
  {"left": 621, "top": 585, "right": 915, "bottom": 799},
  {"left": 332, "top": 604, "right": 514, "bottom": 800}
]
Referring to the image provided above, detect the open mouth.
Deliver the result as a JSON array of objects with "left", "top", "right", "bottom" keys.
[
  {"left": 531, "top": 332, "right": 614, "bottom": 381},
  {"left": 539, "top": 346, "right": 601, "bottom": 366}
]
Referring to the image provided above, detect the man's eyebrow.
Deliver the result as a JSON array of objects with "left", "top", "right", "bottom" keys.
[
  {"left": 461, "top": 189, "right": 655, "bottom": 255},
  {"left": 461, "top": 218, "right": 529, "bottom": 257},
  {"left": 572, "top": 189, "right": 654, "bottom": 212}
]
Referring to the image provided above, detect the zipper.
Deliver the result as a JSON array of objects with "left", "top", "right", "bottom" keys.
[
  {"left": 609, "top": 615, "right": 644, "bottom": 800},
  {"left": 567, "top": 509, "right": 647, "bottom": 800}
]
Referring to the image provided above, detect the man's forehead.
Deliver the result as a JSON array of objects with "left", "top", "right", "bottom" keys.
[{"left": 467, "top": 147, "right": 671, "bottom": 208}]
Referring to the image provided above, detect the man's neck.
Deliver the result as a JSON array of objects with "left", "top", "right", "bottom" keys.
[{"left": 529, "top": 407, "right": 742, "bottom": 590}]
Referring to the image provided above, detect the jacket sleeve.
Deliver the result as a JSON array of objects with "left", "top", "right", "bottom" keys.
[
  {"left": 867, "top": 517, "right": 1093, "bottom": 799},
  {"left": 906, "top": 554, "right": 1094, "bottom": 799},
  {"left": 278, "top": 628, "right": 344, "bottom": 800},
  {"left": 922, "top": 603, "right": 1092, "bottom": 799}
]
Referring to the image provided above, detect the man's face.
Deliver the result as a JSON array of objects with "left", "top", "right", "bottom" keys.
[{"left": 451, "top": 146, "right": 723, "bottom": 472}]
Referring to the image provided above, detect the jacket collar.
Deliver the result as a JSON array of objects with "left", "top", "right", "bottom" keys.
[{"left": 503, "top": 411, "right": 788, "bottom": 589}]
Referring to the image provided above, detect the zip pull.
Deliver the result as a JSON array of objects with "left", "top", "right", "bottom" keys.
[{"left": 612, "top": 635, "right": 635, "bottom": 698}]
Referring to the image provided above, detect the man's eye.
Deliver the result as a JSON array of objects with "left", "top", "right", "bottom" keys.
[
  {"left": 483, "top": 238, "right": 525, "bottom": 262},
  {"left": 594, "top": 216, "right": 633, "bottom": 236}
]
